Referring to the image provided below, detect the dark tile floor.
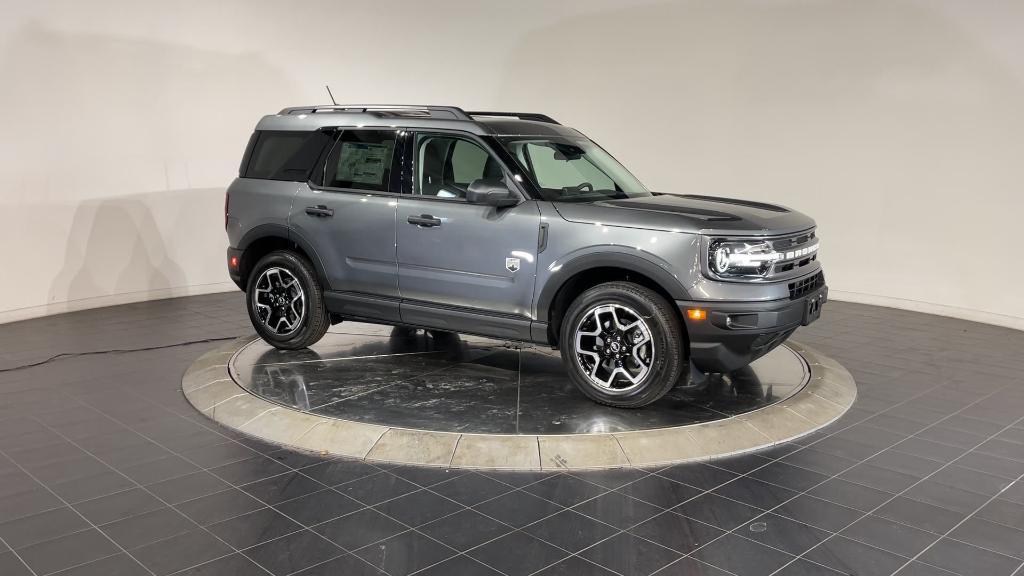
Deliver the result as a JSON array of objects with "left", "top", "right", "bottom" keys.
[{"left": 1, "top": 293, "right": 1023, "bottom": 576}]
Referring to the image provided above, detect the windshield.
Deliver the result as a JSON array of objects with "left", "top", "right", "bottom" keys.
[{"left": 497, "top": 136, "right": 650, "bottom": 202}]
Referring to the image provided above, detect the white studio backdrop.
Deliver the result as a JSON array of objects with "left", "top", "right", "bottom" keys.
[{"left": 1, "top": 0, "right": 1022, "bottom": 328}]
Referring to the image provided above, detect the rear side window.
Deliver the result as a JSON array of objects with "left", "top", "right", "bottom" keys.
[
  {"left": 243, "top": 130, "right": 331, "bottom": 181},
  {"left": 322, "top": 130, "right": 399, "bottom": 192}
]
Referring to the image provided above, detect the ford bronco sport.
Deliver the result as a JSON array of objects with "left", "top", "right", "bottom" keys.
[{"left": 225, "top": 105, "right": 826, "bottom": 408}]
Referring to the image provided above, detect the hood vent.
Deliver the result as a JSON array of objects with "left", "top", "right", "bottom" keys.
[
  {"left": 595, "top": 200, "right": 740, "bottom": 222},
  {"left": 681, "top": 195, "right": 789, "bottom": 213}
]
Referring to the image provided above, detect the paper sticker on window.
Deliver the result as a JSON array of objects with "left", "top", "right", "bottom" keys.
[{"left": 336, "top": 141, "right": 394, "bottom": 186}]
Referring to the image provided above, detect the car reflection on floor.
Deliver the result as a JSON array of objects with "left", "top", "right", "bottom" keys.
[{"left": 232, "top": 324, "right": 809, "bottom": 435}]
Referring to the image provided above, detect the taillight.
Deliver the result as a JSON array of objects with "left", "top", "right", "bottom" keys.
[{"left": 224, "top": 191, "right": 230, "bottom": 229}]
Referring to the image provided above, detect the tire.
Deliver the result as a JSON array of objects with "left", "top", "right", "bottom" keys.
[
  {"left": 246, "top": 250, "right": 329, "bottom": 350},
  {"left": 559, "top": 281, "right": 685, "bottom": 408}
]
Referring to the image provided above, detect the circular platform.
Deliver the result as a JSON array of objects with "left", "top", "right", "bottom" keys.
[{"left": 183, "top": 324, "right": 856, "bottom": 470}]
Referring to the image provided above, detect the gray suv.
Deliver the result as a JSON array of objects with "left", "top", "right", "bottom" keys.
[{"left": 225, "top": 105, "right": 826, "bottom": 407}]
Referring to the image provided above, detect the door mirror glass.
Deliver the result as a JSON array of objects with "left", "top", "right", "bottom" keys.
[{"left": 467, "top": 180, "right": 518, "bottom": 207}]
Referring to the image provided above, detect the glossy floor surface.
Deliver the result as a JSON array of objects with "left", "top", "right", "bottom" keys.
[
  {"left": 2, "top": 293, "right": 1024, "bottom": 576},
  {"left": 230, "top": 329, "right": 809, "bottom": 434}
]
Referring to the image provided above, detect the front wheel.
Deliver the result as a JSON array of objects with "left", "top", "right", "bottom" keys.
[
  {"left": 246, "top": 251, "right": 329, "bottom": 350},
  {"left": 559, "top": 282, "right": 685, "bottom": 408}
]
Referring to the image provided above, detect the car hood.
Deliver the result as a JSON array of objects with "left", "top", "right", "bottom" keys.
[{"left": 552, "top": 193, "right": 816, "bottom": 236}]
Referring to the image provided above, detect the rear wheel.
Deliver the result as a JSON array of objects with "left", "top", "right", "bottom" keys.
[
  {"left": 559, "top": 282, "right": 685, "bottom": 408},
  {"left": 246, "top": 251, "right": 329, "bottom": 350}
]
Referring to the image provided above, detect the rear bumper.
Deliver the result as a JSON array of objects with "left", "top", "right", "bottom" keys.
[
  {"left": 227, "top": 247, "right": 244, "bottom": 290},
  {"left": 678, "top": 285, "right": 827, "bottom": 373}
]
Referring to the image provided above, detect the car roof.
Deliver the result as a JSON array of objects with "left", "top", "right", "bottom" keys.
[{"left": 254, "top": 105, "right": 584, "bottom": 138}]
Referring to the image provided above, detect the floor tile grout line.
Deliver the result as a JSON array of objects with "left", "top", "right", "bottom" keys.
[
  {"left": 651, "top": 556, "right": 748, "bottom": 576},
  {"left": 704, "top": 372, "right": 1000, "bottom": 481},
  {"left": 656, "top": 368, "right": 1020, "bottom": 576},
  {"left": 384, "top": 470, "right": 657, "bottom": 575},
  {"left": 944, "top": 499, "right": 1024, "bottom": 535},
  {"left": 436, "top": 469, "right": 795, "bottom": 576},
  {"left": 63, "top": 430, "right": 385, "bottom": 575},
  {"left": 60, "top": 393, "right": 540, "bottom": 576},
  {"left": 25, "top": 416, "right": 306, "bottom": 576},
  {"left": 767, "top": 424, "right": 1024, "bottom": 495},
  {"left": 518, "top": 518, "right": 716, "bottom": 576},
  {"left": 715, "top": 466, "right": 1024, "bottom": 557},
  {"left": 0, "top": 444, "right": 160, "bottom": 576},
  {"left": 891, "top": 457, "right": 1024, "bottom": 574},
  {"left": 6, "top": 412, "right": 943, "bottom": 576},
  {"left": 688, "top": 449, "right": 1024, "bottom": 544},
  {"left": 779, "top": 420, "right": 1024, "bottom": 570},
  {"left": 858, "top": 415, "right": 1024, "bottom": 458},
  {"left": 160, "top": 551, "right": 261, "bottom": 576},
  {"left": 46, "top": 552, "right": 147, "bottom": 576},
  {"left": 765, "top": 404, "right": 1024, "bottom": 575},
  {"left": 8, "top": 295, "right": 1024, "bottom": 573},
  {"left": 22, "top": 455, "right": 622, "bottom": 576},
  {"left": 0, "top": 534, "right": 38, "bottom": 576},
  {"left": 45, "top": 369, "right": 486, "bottom": 575}
]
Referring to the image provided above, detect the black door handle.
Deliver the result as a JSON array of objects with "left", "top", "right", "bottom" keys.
[
  {"left": 407, "top": 214, "right": 442, "bottom": 227},
  {"left": 305, "top": 205, "right": 334, "bottom": 218}
]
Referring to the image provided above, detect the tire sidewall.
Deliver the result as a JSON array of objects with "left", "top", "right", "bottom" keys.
[
  {"left": 560, "top": 283, "right": 683, "bottom": 407},
  {"left": 246, "top": 251, "right": 325, "bottom": 349}
]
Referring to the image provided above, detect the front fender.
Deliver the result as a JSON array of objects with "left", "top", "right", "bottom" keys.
[{"left": 534, "top": 247, "right": 692, "bottom": 327}]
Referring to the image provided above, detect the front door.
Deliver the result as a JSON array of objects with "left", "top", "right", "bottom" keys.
[
  {"left": 396, "top": 132, "right": 540, "bottom": 339},
  {"left": 291, "top": 128, "right": 402, "bottom": 321}
]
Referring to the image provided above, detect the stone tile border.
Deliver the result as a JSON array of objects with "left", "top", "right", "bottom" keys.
[{"left": 182, "top": 337, "right": 855, "bottom": 471}]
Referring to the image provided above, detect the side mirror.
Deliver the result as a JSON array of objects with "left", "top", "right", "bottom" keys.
[{"left": 467, "top": 179, "right": 518, "bottom": 207}]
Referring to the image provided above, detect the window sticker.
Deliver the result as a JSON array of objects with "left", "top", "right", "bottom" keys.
[{"left": 336, "top": 141, "right": 394, "bottom": 185}]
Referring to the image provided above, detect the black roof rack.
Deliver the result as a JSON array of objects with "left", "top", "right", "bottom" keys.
[
  {"left": 467, "top": 111, "right": 560, "bottom": 125},
  {"left": 279, "top": 104, "right": 472, "bottom": 120},
  {"left": 275, "top": 105, "right": 561, "bottom": 126}
]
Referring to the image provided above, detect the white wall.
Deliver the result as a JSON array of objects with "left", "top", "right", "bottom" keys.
[{"left": 2, "top": 0, "right": 1022, "bottom": 328}]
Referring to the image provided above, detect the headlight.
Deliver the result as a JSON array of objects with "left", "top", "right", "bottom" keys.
[{"left": 708, "top": 240, "right": 779, "bottom": 278}]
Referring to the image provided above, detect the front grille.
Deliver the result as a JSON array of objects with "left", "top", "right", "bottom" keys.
[
  {"left": 764, "top": 229, "right": 818, "bottom": 280},
  {"left": 789, "top": 272, "right": 824, "bottom": 300}
]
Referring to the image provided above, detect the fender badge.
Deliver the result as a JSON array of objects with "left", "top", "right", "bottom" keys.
[{"left": 505, "top": 257, "right": 521, "bottom": 273}]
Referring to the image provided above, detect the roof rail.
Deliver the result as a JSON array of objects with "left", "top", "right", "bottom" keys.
[
  {"left": 279, "top": 104, "right": 472, "bottom": 120},
  {"left": 467, "top": 111, "right": 560, "bottom": 125}
]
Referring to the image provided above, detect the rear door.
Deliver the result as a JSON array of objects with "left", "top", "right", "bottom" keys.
[
  {"left": 291, "top": 128, "right": 403, "bottom": 321},
  {"left": 396, "top": 131, "right": 541, "bottom": 339}
]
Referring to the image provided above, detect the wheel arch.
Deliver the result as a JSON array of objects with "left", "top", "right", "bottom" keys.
[
  {"left": 538, "top": 252, "right": 690, "bottom": 348},
  {"left": 237, "top": 225, "right": 329, "bottom": 290}
]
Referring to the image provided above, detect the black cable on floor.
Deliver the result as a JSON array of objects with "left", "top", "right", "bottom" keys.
[{"left": 0, "top": 336, "right": 239, "bottom": 374}]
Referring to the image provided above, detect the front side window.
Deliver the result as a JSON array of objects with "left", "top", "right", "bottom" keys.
[
  {"left": 498, "top": 136, "right": 649, "bottom": 202},
  {"left": 415, "top": 134, "right": 504, "bottom": 200},
  {"left": 323, "top": 130, "right": 398, "bottom": 192}
]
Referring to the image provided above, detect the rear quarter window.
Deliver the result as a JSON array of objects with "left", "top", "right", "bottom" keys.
[{"left": 243, "top": 130, "right": 332, "bottom": 181}]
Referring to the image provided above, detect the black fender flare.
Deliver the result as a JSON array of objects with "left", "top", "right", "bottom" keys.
[
  {"left": 535, "top": 251, "right": 691, "bottom": 328},
  {"left": 238, "top": 224, "right": 331, "bottom": 288}
]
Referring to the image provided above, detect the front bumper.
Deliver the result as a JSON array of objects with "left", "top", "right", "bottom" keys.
[{"left": 678, "top": 284, "right": 827, "bottom": 373}]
